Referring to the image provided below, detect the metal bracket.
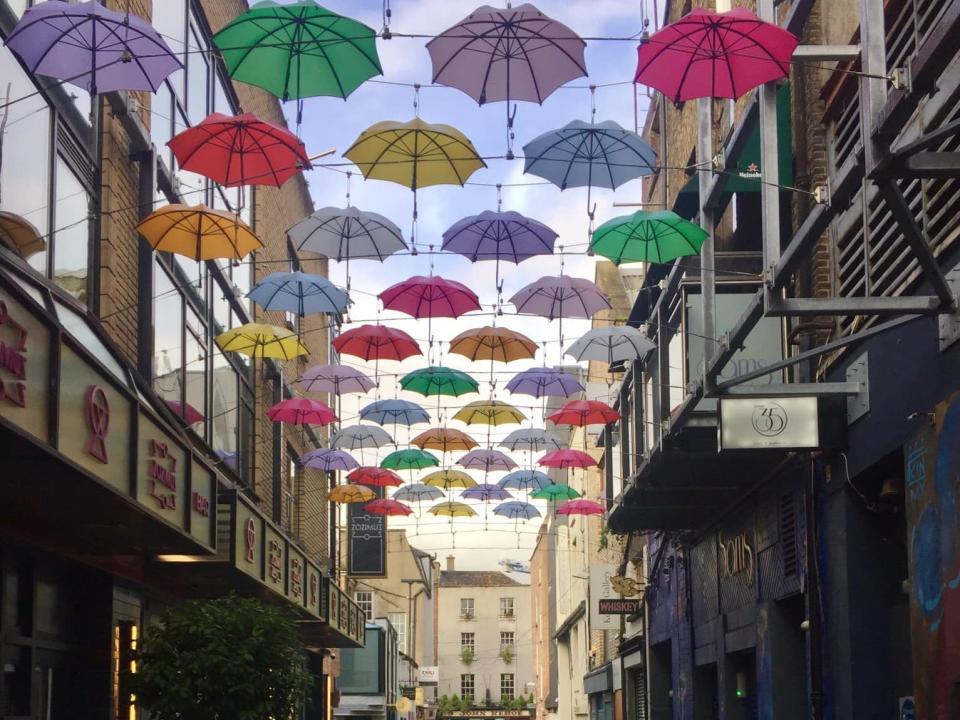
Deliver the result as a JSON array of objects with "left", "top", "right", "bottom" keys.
[
  {"left": 938, "top": 266, "right": 960, "bottom": 351},
  {"left": 813, "top": 185, "right": 830, "bottom": 205},
  {"left": 846, "top": 353, "right": 870, "bottom": 424},
  {"left": 890, "top": 66, "right": 912, "bottom": 91}
]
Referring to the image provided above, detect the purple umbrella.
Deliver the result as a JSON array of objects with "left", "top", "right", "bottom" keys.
[
  {"left": 509, "top": 276, "right": 611, "bottom": 320},
  {"left": 301, "top": 448, "right": 360, "bottom": 472},
  {"left": 506, "top": 368, "right": 584, "bottom": 398},
  {"left": 458, "top": 449, "right": 518, "bottom": 473},
  {"left": 6, "top": 1, "right": 182, "bottom": 95},
  {"left": 298, "top": 364, "right": 376, "bottom": 395},
  {"left": 462, "top": 483, "right": 514, "bottom": 502}
]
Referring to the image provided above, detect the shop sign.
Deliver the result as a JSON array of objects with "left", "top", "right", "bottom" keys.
[
  {"left": 348, "top": 489, "right": 386, "bottom": 577},
  {"left": 718, "top": 530, "right": 755, "bottom": 586},
  {"left": 189, "top": 461, "right": 215, "bottom": 548},
  {"left": 0, "top": 290, "right": 50, "bottom": 442},
  {"left": 598, "top": 598, "right": 642, "bottom": 615},
  {"left": 590, "top": 564, "right": 640, "bottom": 630},
  {"left": 263, "top": 526, "right": 286, "bottom": 594},
  {"left": 137, "top": 414, "right": 187, "bottom": 526},
  {"left": 233, "top": 497, "right": 263, "bottom": 579},
  {"left": 719, "top": 397, "right": 819, "bottom": 450},
  {"left": 417, "top": 666, "right": 439, "bottom": 685},
  {"left": 306, "top": 563, "right": 323, "bottom": 618},
  {"left": 287, "top": 547, "right": 306, "bottom": 607}
]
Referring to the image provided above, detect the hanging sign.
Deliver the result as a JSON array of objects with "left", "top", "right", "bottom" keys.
[
  {"left": 719, "top": 397, "right": 819, "bottom": 450},
  {"left": 348, "top": 487, "right": 386, "bottom": 577}
]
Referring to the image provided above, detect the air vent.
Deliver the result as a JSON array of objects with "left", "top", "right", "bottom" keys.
[{"left": 779, "top": 491, "right": 799, "bottom": 577}]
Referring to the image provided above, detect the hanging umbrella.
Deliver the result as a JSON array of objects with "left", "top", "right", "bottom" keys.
[
  {"left": 539, "top": 448, "right": 597, "bottom": 469},
  {"left": 634, "top": 8, "right": 799, "bottom": 103},
  {"left": 328, "top": 484, "right": 377, "bottom": 503},
  {"left": 509, "top": 276, "right": 611, "bottom": 320},
  {"left": 137, "top": 205, "right": 262, "bottom": 261},
  {"left": 401, "top": 367, "right": 480, "bottom": 398},
  {"left": 411, "top": 429, "right": 479, "bottom": 453},
  {"left": 331, "top": 425, "right": 394, "bottom": 451},
  {"left": 0, "top": 212, "right": 45, "bottom": 258},
  {"left": 393, "top": 484, "right": 445, "bottom": 503},
  {"left": 458, "top": 449, "right": 518, "bottom": 473},
  {"left": 6, "top": 0, "right": 182, "bottom": 95},
  {"left": 461, "top": 484, "right": 513, "bottom": 502},
  {"left": 531, "top": 483, "right": 581, "bottom": 501},
  {"left": 364, "top": 498, "right": 413, "bottom": 517},
  {"left": 556, "top": 499, "right": 605, "bottom": 516},
  {"left": 493, "top": 500, "right": 541, "bottom": 521},
  {"left": 448, "top": 326, "right": 538, "bottom": 363},
  {"left": 267, "top": 398, "right": 338, "bottom": 426},
  {"left": 347, "top": 467, "right": 404, "bottom": 488},
  {"left": 499, "top": 429, "right": 565, "bottom": 453},
  {"left": 165, "top": 400, "right": 205, "bottom": 426},
  {"left": 381, "top": 448, "right": 440, "bottom": 472},
  {"left": 548, "top": 400, "right": 620, "bottom": 427},
  {"left": 301, "top": 448, "right": 360, "bottom": 472},
  {"left": 499, "top": 470, "right": 552, "bottom": 492},
  {"left": 565, "top": 327, "right": 656, "bottom": 365},
  {"left": 290, "top": 206, "right": 407, "bottom": 261},
  {"left": 299, "top": 365, "right": 376, "bottom": 395},
  {"left": 332, "top": 324, "right": 422, "bottom": 362},
  {"left": 422, "top": 470, "right": 478, "bottom": 490},
  {"left": 215, "top": 323, "right": 308, "bottom": 360},
  {"left": 168, "top": 112, "right": 310, "bottom": 188},
  {"left": 453, "top": 400, "right": 526, "bottom": 426},
  {"left": 506, "top": 368, "right": 584, "bottom": 398},
  {"left": 380, "top": 276, "right": 481, "bottom": 320},
  {"left": 247, "top": 271, "right": 349, "bottom": 316},
  {"left": 213, "top": 1, "right": 382, "bottom": 101},
  {"left": 428, "top": 501, "right": 477, "bottom": 517},
  {"left": 360, "top": 400, "right": 431, "bottom": 426},
  {"left": 589, "top": 210, "right": 708, "bottom": 265}
]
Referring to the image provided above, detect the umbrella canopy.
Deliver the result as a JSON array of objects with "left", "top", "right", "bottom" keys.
[
  {"left": 427, "top": 4, "right": 586, "bottom": 105},
  {"left": 394, "top": 484, "right": 445, "bottom": 502},
  {"left": 448, "top": 326, "right": 538, "bottom": 363},
  {"left": 247, "top": 271, "right": 349, "bottom": 316},
  {"left": 411, "top": 429, "right": 479, "bottom": 453},
  {"left": 331, "top": 425, "right": 394, "bottom": 451},
  {"left": 635, "top": 8, "right": 799, "bottom": 103},
  {"left": 381, "top": 448, "right": 440, "bottom": 471},
  {"left": 267, "top": 398, "right": 338, "bottom": 426},
  {"left": 590, "top": 210, "right": 708, "bottom": 265},
  {"left": 168, "top": 112, "right": 310, "bottom": 188},
  {"left": 493, "top": 500, "right": 541, "bottom": 520},
  {"left": 137, "top": 205, "right": 262, "bottom": 261},
  {"left": 347, "top": 467, "right": 404, "bottom": 488},
  {"left": 461, "top": 484, "right": 513, "bottom": 502},
  {"left": 499, "top": 470, "right": 552, "bottom": 492},
  {"left": 328, "top": 484, "right": 376, "bottom": 503},
  {"left": 333, "top": 324, "right": 422, "bottom": 361},
  {"left": 364, "top": 498, "right": 413, "bottom": 517},
  {"left": 506, "top": 368, "right": 584, "bottom": 398},
  {"left": 458, "top": 449, "right": 518, "bottom": 473},
  {"left": 565, "top": 327, "right": 656, "bottom": 365},
  {"left": 299, "top": 365, "right": 376, "bottom": 395},
  {"left": 360, "top": 400, "right": 431, "bottom": 426},
  {"left": 215, "top": 323, "right": 308, "bottom": 360},
  {"left": 442, "top": 211, "right": 557, "bottom": 264},
  {"left": 556, "top": 499, "right": 605, "bottom": 516},
  {"left": 509, "top": 276, "right": 611, "bottom": 320},
  {"left": 548, "top": 400, "right": 620, "bottom": 427},
  {"left": 0, "top": 212, "right": 45, "bottom": 258},
  {"left": 453, "top": 400, "right": 526, "bottom": 426},
  {"left": 539, "top": 448, "right": 597, "bottom": 469},
  {"left": 213, "top": 0, "right": 381, "bottom": 101},
  {"left": 522, "top": 120, "right": 657, "bottom": 191},
  {"left": 531, "top": 483, "right": 581, "bottom": 501},
  {"left": 379, "top": 276, "right": 481, "bottom": 319},
  {"left": 422, "top": 470, "right": 478, "bottom": 490},
  {"left": 499, "top": 429, "right": 565, "bottom": 453},
  {"left": 301, "top": 448, "right": 359, "bottom": 472},
  {"left": 428, "top": 501, "right": 477, "bottom": 518},
  {"left": 401, "top": 367, "right": 480, "bottom": 397},
  {"left": 166, "top": 400, "right": 205, "bottom": 425},
  {"left": 289, "top": 206, "right": 407, "bottom": 261},
  {"left": 6, "top": 0, "right": 181, "bottom": 95}
]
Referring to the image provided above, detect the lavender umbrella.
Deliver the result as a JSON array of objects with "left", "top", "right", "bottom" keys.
[
  {"left": 462, "top": 483, "right": 513, "bottom": 502},
  {"left": 509, "top": 276, "right": 611, "bottom": 320},
  {"left": 458, "top": 449, "right": 518, "bottom": 473},
  {"left": 506, "top": 368, "right": 584, "bottom": 399},
  {"left": 298, "top": 364, "right": 376, "bottom": 395},
  {"left": 6, "top": 1, "right": 182, "bottom": 95},
  {"left": 301, "top": 448, "right": 360, "bottom": 472}
]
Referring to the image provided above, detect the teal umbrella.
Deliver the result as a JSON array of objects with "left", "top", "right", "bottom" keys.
[
  {"left": 400, "top": 367, "right": 479, "bottom": 398},
  {"left": 530, "top": 484, "right": 581, "bottom": 501},
  {"left": 381, "top": 448, "right": 439, "bottom": 471},
  {"left": 589, "top": 210, "right": 707, "bottom": 265}
]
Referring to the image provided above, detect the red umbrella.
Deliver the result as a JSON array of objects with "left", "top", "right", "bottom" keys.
[
  {"left": 168, "top": 112, "right": 311, "bottom": 187},
  {"left": 364, "top": 498, "right": 413, "bottom": 517},
  {"left": 539, "top": 449, "right": 597, "bottom": 469},
  {"left": 548, "top": 400, "right": 620, "bottom": 427},
  {"left": 166, "top": 400, "right": 205, "bottom": 425},
  {"left": 332, "top": 324, "right": 422, "bottom": 361},
  {"left": 379, "top": 276, "right": 481, "bottom": 319},
  {"left": 267, "top": 398, "right": 338, "bottom": 425},
  {"left": 347, "top": 467, "right": 404, "bottom": 488},
  {"left": 634, "top": 8, "right": 798, "bottom": 103},
  {"left": 556, "top": 499, "right": 605, "bottom": 516}
]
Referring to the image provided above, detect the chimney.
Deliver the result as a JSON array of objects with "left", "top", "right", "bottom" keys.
[{"left": 446, "top": 555, "right": 456, "bottom": 572}]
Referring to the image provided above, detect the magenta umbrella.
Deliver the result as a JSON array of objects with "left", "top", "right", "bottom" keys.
[
  {"left": 556, "top": 499, "right": 605, "bottom": 516},
  {"left": 267, "top": 398, "right": 338, "bottom": 426},
  {"left": 458, "top": 449, "right": 518, "bottom": 473},
  {"left": 166, "top": 400, "right": 205, "bottom": 425},
  {"left": 539, "top": 448, "right": 597, "bottom": 469},
  {"left": 298, "top": 364, "right": 376, "bottom": 395},
  {"left": 379, "top": 275, "right": 481, "bottom": 351}
]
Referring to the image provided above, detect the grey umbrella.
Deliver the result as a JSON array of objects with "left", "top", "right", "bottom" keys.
[
  {"left": 330, "top": 424, "right": 394, "bottom": 450},
  {"left": 565, "top": 326, "right": 656, "bottom": 364},
  {"left": 499, "top": 428, "right": 566, "bottom": 453}
]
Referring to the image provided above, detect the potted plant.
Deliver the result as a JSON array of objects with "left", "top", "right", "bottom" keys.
[
  {"left": 500, "top": 645, "right": 514, "bottom": 665},
  {"left": 460, "top": 646, "right": 475, "bottom": 665}
]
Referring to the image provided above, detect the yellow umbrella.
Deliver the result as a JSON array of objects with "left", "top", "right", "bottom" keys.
[
  {"left": 215, "top": 322, "right": 308, "bottom": 360},
  {"left": 453, "top": 400, "right": 526, "bottom": 426},
  {"left": 137, "top": 204, "right": 262, "bottom": 260},
  {"left": 0, "top": 211, "right": 45, "bottom": 258},
  {"left": 328, "top": 485, "right": 376, "bottom": 503},
  {"left": 427, "top": 501, "right": 477, "bottom": 518},
  {"left": 422, "top": 470, "right": 478, "bottom": 490}
]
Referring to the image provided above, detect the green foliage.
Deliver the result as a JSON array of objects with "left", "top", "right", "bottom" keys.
[
  {"left": 599, "top": 525, "right": 611, "bottom": 550},
  {"left": 128, "top": 595, "right": 312, "bottom": 720},
  {"left": 500, "top": 645, "right": 514, "bottom": 665},
  {"left": 499, "top": 694, "right": 531, "bottom": 710},
  {"left": 458, "top": 694, "right": 474, "bottom": 710},
  {"left": 460, "top": 646, "right": 475, "bottom": 666}
]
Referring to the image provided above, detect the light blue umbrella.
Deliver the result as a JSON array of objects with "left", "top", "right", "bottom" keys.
[
  {"left": 359, "top": 399, "right": 430, "bottom": 426},
  {"left": 247, "top": 271, "right": 349, "bottom": 316},
  {"left": 498, "top": 470, "right": 552, "bottom": 492},
  {"left": 493, "top": 500, "right": 541, "bottom": 521}
]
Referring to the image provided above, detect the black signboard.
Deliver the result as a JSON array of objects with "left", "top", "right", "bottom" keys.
[
  {"left": 348, "top": 487, "right": 386, "bottom": 577},
  {"left": 598, "top": 598, "right": 641, "bottom": 615}
]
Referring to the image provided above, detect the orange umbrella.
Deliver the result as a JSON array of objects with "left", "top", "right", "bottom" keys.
[
  {"left": 137, "top": 204, "right": 262, "bottom": 260},
  {"left": 448, "top": 326, "right": 538, "bottom": 363},
  {"left": 411, "top": 428, "right": 479, "bottom": 453}
]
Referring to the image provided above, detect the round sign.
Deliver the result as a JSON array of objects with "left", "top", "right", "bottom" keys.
[{"left": 396, "top": 697, "right": 414, "bottom": 713}]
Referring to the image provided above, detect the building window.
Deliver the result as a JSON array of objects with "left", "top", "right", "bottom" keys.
[
  {"left": 461, "top": 674, "right": 475, "bottom": 701},
  {"left": 500, "top": 631, "right": 514, "bottom": 651},
  {"left": 460, "top": 598, "right": 475, "bottom": 618},
  {"left": 460, "top": 632, "right": 474, "bottom": 650},
  {"left": 355, "top": 591, "right": 373, "bottom": 622},
  {"left": 500, "top": 597, "right": 514, "bottom": 618},
  {"left": 284, "top": 447, "right": 300, "bottom": 535},
  {"left": 500, "top": 673, "right": 514, "bottom": 700},
  {"left": 388, "top": 612, "right": 407, "bottom": 655}
]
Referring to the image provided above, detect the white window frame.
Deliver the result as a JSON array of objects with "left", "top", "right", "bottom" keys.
[
  {"left": 461, "top": 632, "right": 475, "bottom": 650},
  {"left": 355, "top": 591, "right": 374, "bottom": 622},
  {"left": 500, "top": 597, "right": 515, "bottom": 618},
  {"left": 500, "top": 631, "right": 515, "bottom": 651},
  {"left": 388, "top": 612, "right": 407, "bottom": 655},
  {"left": 460, "top": 597, "right": 475, "bottom": 619},
  {"left": 461, "top": 674, "right": 475, "bottom": 700},
  {"left": 500, "top": 673, "right": 515, "bottom": 700}
]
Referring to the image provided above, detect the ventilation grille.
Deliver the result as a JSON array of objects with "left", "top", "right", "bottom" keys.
[{"left": 779, "top": 491, "right": 799, "bottom": 578}]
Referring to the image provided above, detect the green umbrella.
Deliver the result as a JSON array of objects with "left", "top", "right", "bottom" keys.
[
  {"left": 381, "top": 448, "right": 440, "bottom": 471},
  {"left": 400, "top": 366, "right": 480, "bottom": 398},
  {"left": 589, "top": 210, "right": 707, "bottom": 265},
  {"left": 213, "top": 1, "right": 382, "bottom": 102},
  {"left": 531, "top": 483, "right": 581, "bottom": 501}
]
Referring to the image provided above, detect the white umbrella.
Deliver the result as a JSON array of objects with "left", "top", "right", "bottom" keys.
[{"left": 499, "top": 428, "right": 566, "bottom": 453}]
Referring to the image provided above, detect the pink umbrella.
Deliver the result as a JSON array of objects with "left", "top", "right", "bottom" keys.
[
  {"left": 267, "top": 398, "right": 338, "bottom": 426},
  {"left": 347, "top": 467, "right": 405, "bottom": 488},
  {"left": 539, "top": 448, "right": 597, "bottom": 469},
  {"left": 364, "top": 498, "right": 413, "bottom": 517},
  {"left": 166, "top": 400, "right": 205, "bottom": 425},
  {"left": 556, "top": 499, "right": 605, "bottom": 516},
  {"left": 379, "top": 275, "right": 481, "bottom": 319}
]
